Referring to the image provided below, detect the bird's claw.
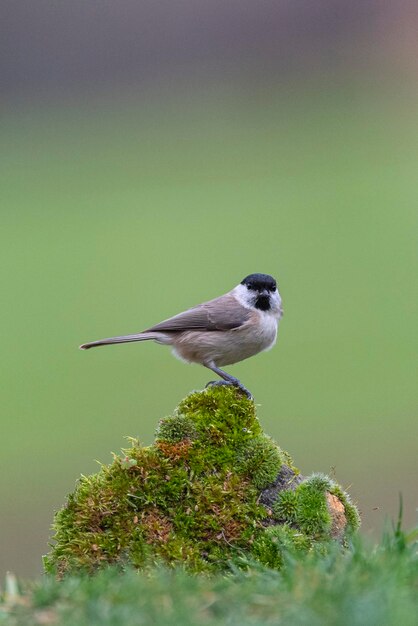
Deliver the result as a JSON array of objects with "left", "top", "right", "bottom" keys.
[{"left": 205, "top": 380, "right": 253, "bottom": 400}]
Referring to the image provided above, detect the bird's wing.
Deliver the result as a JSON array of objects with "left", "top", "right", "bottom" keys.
[{"left": 143, "top": 293, "right": 251, "bottom": 333}]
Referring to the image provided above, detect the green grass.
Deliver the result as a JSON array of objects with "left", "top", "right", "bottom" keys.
[{"left": 3, "top": 523, "right": 417, "bottom": 626}]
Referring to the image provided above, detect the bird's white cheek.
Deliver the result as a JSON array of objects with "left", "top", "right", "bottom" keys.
[
  {"left": 232, "top": 284, "right": 254, "bottom": 309},
  {"left": 271, "top": 292, "right": 283, "bottom": 318}
]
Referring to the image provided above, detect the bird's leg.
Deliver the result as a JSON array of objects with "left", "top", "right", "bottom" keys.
[{"left": 204, "top": 364, "right": 253, "bottom": 400}]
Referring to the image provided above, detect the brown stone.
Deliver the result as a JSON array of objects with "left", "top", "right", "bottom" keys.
[{"left": 326, "top": 492, "right": 347, "bottom": 539}]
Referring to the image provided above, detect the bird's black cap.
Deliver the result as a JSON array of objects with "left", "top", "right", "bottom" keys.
[{"left": 241, "top": 273, "right": 277, "bottom": 291}]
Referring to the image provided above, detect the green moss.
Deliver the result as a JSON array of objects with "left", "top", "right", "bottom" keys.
[
  {"left": 250, "top": 527, "right": 285, "bottom": 569},
  {"left": 45, "top": 386, "right": 360, "bottom": 576},
  {"left": 273, "top": 489, "right": 299, "bottom": 522},
  {"left": 270, "top": 473, "right": 360, "bottom": 542},
  {"left": 251, "top": 524, "right": 313, "bottom": 568},
  {"left": 177, "top": 386, "right": 262, "bottom": 446},
  {"left": 155, "top": 414, "right": 198, "bottom": 443},
  {"left": 295, "top": 477, "right": 332, "bottom": 538},
  {"left": 237, "top": 435, "right": 286, "bottom": 490},
  {"left": 300, "top": 473, "right": 361, "bottom": 534}
]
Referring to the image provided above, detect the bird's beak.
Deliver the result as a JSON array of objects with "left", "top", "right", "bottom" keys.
[{"left": 259, "top": 289, "right": 269, "bottom": 298}]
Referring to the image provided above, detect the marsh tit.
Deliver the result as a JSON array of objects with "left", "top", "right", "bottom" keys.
[{"left": 80, "top": 273, "right": 283, "bottom": 398}]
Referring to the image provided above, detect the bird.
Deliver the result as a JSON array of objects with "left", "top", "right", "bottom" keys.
[{"left": 80, "top": 273, "right": 283, "bottom": 398}]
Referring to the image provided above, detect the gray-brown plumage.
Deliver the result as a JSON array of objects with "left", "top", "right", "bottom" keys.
[{"left": 80, "top": 273, "right": 283, "bottom": 398}]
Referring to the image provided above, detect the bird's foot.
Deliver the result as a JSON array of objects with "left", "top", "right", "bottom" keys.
[{"left": 205, "top": 380, "right": 253, "bottom": 400}]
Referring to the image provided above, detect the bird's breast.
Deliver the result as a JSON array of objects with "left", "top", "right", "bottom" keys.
[{"left": 172, "top": 310, "right": 279, "bottom": 367}]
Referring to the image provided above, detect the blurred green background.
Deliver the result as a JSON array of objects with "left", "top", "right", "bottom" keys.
[{"left": 1, "top": 2, "right": 417, "bottom": 577}]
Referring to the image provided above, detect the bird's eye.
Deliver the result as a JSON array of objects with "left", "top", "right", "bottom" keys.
[
  {"left": 270, "top": 285, "right": 276, "bottom": 292},
  {"left": 247, "top": 284, "right": 253, "bottom": 290}
]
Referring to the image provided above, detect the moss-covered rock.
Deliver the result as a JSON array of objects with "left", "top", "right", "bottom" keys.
[{"left": 44, "top": 386, "right": 360, "bottom": 576}]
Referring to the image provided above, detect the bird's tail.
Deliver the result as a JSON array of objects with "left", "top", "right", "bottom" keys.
[{"left": 80, "top": 332, "right": 160, "bottom": 350}]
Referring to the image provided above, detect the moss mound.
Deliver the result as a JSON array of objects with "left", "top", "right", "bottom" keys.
[{"left": 45, "top": 386, "right": 360, "bottom": 576}]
